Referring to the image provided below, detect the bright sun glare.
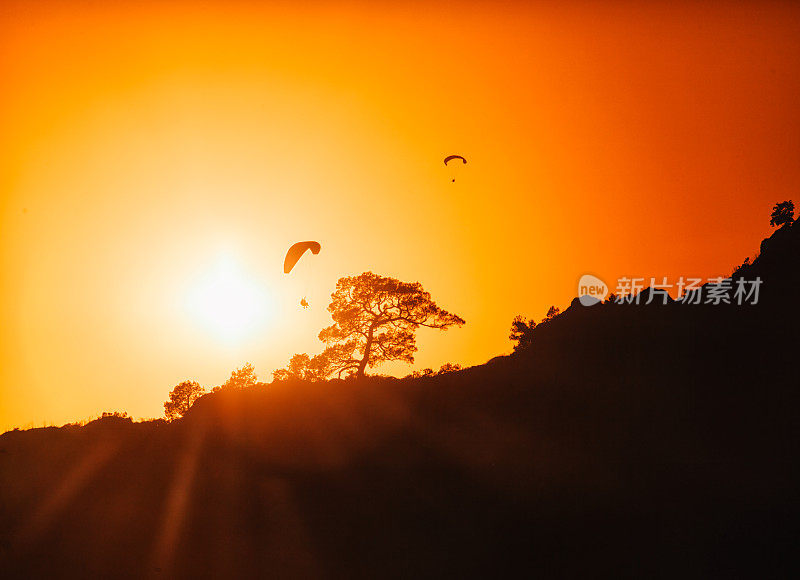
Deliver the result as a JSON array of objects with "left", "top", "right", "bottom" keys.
[{"left": 185, "top": 256, "right": 270, "bottom": 342}]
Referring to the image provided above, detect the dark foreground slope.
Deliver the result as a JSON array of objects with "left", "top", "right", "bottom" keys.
[{"left": 1, "top": 224, "right": 798, "bottom": 579}]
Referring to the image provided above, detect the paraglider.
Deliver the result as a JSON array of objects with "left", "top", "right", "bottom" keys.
[
  {"left": 444, "top": 155, "right": 467, "bottom": 182},
  {"left": 283, "top": 241, "right": 321, "bottom": 274},
  {"left": 443, "top": 155, "right": 467, "bottom": 166},
  {"left": 284, "top": 241, "right": 321, "bottom": 310}
]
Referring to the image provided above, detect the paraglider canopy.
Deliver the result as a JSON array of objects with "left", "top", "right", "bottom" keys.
[
  {"left": 444, "top": 155, "right": 467, "bottom": 166},
  {"left": 284, "top": 241, "right": 321, "bottom": 274}
]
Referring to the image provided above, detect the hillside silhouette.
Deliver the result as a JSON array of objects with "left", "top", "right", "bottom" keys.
[{"left": 1, "top": 222, "right": 798, "bottom": 578}]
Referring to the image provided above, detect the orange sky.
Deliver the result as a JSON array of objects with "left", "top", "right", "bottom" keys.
[{"left": 2, "top": 0, "right": 799, "bottom": 430}]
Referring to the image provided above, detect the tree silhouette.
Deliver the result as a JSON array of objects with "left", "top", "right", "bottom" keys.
[
  {"left": 545, "top": 305, "right": 561, "bottom": 320},
  {"left": 510, "top": 306, "right": 562, "bottom": 351},
  {"left": 437, "top": 362, "right": 463, "bottom": 374},
  {"left": 164, "top": 380, "right": 205, "bottom": 420},
  {"left": 509, "top": 315, "right": 537, "bottom": 351},
  {"left": 272, "top": 353, "right": 327, "bottom": 382},
  {"left": 101, "top": 411, "right": 129, "bottom": 419},
  {"left": 411, "top": 368, "right": 436, "bottom": 378},
  {"left": 313, "top": 272, "right": 465, "bottom": 378},
  {"left": 769, "top": 200, "right": 795, "bottom": 228},
  {"left": 214, "top": 363, "right": 258, "bottom": 392}
]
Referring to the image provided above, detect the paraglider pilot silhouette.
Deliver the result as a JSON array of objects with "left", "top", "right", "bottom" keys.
[{"left": 284, "top": 241, "right": 321, "bottom": 309}]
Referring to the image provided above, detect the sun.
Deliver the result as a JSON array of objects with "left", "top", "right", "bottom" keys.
[{"left": 185, "top": 255, "right": 270, "bottom": 342}]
